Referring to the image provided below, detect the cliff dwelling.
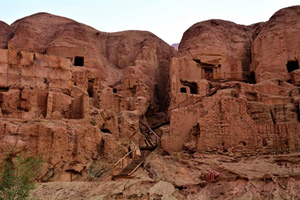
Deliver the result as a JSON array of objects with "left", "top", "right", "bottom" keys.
[
  {"left": 193, "top": 58, "right": 222, "bottom": 81},
  {"left": 203, "top": 67, "right": 213, "bottom": 81},
  {"left": 1, "top": 6, "right": 300, "bottom": 199}
]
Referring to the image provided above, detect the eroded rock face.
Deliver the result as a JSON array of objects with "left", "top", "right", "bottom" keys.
[
  {"left": 0, "top": 6, "right": 300, "bottom": 199},
  {"left": 178, "top": 19, "right": 253, "bottom": 73},
  {"left": 0, "top": 21, "right": 12, "bottom": 49},
  {"left": 0, "top": 13, "right": 175, "bottom": 181},
  {"left": 168, "top": 19, "right": 261, "bottom": 113},
  {"left": 0, "top": 119, "right": 101, "bottom": 182},
  {"left": 29, "top": 152, "right": 300, "bottom": 199},
  {"left": 251, "top": 6, "right": 300, "bottom": 82},
  {"left": 8, "top": 12, "right": 175, "bottom": 112},
  {"left": 164, "top": 79, "right": 300, "bottom": 154},
  {"left": 165, "top": 6, "right": 300, "bottom": 155}
]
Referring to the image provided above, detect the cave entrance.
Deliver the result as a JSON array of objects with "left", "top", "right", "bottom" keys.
[
  {"left": 88, "top": 79, "right": 94, "bottom": 98},
  {"left": 74, "top": 56, "right": 84, "bottom": 66},
  {"left": 180, "top": 87, "right": 187, "bottom": 93},
  {"left": 100, "top": 128, "right": 111, "bottom": 134},
  {"left": 203, "top": 67, "right": 214, "bottom": 81},
  {"left": 0, "top": 87, "right": 9, "bottom": 92},
  {"left": 181, "top": 80, "right": 198, "bottom": 94},
  {"left": 286, "top": 60, "right": 299, "bottom": 73}
]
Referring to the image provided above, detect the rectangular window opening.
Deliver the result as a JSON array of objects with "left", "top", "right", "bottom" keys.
[{"left": 74, "top": 56, "right": 84, "bottom": 66}]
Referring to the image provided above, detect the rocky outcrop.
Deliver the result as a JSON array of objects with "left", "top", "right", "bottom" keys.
[
  {"left": 0, "top": 5, "right": 300, "bottom": 199},
  {"left": 178, "top": 19, "right": 253, "bottom": 73},
  {"left": 29, "top": 152, "right": 300, "bottom": 199},
  {"left": 168, "top": 19, "right": 262, "bottom": 114},
  {"left": 8, "top": 12, "right": 175, "bottom": 112},
  {"left": 0, "top": 13, "right": 175, "bottom": 181},
  {"left": 0, "top": 21, "right": 12, "bottom": 49},
  {"left": 0, "top": 119, "right": 102, "bottom": 182},
  {"left": 165, "top": 6, "right": 300, "bottom": 155},
  {"left": 251, "top": 6, "right": 300, "bottom": 82},
  {"left": 165, "top": 75, "right": 300, "bottom": 152}
]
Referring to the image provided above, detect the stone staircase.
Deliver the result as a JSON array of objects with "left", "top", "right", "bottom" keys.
[{"left": 112, "top": 122, "right": 160, "bottom": 179}]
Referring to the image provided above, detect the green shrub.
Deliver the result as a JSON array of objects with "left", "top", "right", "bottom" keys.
[{"left": 0, "top": 154, "right": 42, "bottom": 200}]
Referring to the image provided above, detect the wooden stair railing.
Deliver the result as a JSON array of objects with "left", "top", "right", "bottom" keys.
[
  {"left": 112, "top": 145, "right": 138, "bottom": 177},
  {"left": 139, "top": 121, "right": 160, "bottom": 141},
  {"left": 112, "top": 122, "right": 161, "bottom": 179}
]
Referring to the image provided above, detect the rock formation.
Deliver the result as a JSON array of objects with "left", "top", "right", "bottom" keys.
[
  {"left": 0, "top": 13, "right": 175, "bottom": 182},
  {"left": 0, "top": 5, "right": 300, "bottom": 200},
  {"left": 251, "top": 6, "right": 300, "bottom": 82},
  {"left": 0, "top": 21, "right": 12, "bottom": 48},
  {"left": 164, "top": 7, "right": 300, "bottom": 155}
]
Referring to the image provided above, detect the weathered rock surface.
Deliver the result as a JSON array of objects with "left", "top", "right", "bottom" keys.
[
  {"left": 178, "top": 19, "right": 253, "bottom": 73},
  {"left": 1, "top": 5, "right": 300, "bottom": 200},
  {"left": 0, "top": 119, "right": 102, "bottom": 182},
  {"left": 0, "top": 21, "right": 12, "bottom": 48},
  {"left": 7, "top": 12, "right": 175, "bottom": 111},
  {"left": 166, "top": 6, "right": 300, "bottom": 154},
  {"left": 164, "top": 80, "right": 300, "bottom": 154},
  {"left": 0, "top": 13, "right": 175, "bottom": 182},
  {"left": 29, "top": 152, "right": 300, "bottom": 199},
  {"left": 251, "top": 6, "right": 300, "bottom": 82}
]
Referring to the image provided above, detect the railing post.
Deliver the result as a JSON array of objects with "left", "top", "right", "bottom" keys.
[{"left": 133, "top": 148, "right": 135, "bottom": 159}]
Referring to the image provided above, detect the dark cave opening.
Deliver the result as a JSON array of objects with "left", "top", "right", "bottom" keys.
[
  {"left": 100, "top": 128, "right": 111, "bottom": 134},
  {"left": 286, "top": 60, "right": 299, "bottom": 73},
  {"left": 181, "top": 80, "right": 198, "bottom": 94},
  {"left": 87, "top": 79, "right": 94, "bottom": 98},
  {"left": 74, "top": 56, "right": 84, "bottom": 66},
  {"left": 193, "top": 59, "right": 201, "bottom": 64},
  {"left": 180, "top": 87, "right": 187, "bottom": 93},
  {"left": 262, "top": 139, "right": 268, "bottom": 147},
  {"left": 0, "top": 87, "right": 9, "bottom": 92}
]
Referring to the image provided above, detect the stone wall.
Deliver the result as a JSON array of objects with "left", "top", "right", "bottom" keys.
[{"left": 0, "top": 49, "right": 90, "bottom": 120}]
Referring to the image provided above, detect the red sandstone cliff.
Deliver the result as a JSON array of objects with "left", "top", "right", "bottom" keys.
[
  {"left": 0, "top": 13, "right": 175, "bottom": 182},
  {"left": 251, "top": 6, "right": 300, "bottom": 82},
  {"left": 7, "top": 12, "right": 175, "bottom": 111},
  {"left": 0, "top": 6, "right": 300, "bottom": 200},
  {"left": 0, "top": 21, "right": 12, "bottom": 48}
]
